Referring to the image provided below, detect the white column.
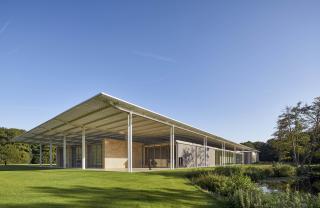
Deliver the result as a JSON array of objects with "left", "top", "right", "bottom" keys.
[
  {"left": 127, "top": 113, "right": 133, "bottom": 172},
  {"left": 170, "top": 126, "right": 175, "bottom": 169},
  {"left": 242, "top": 149, "right": 245, "bottom": 164},
  {"left": 204, "top": 137, "right": 207, "bottom": 167},
  {"left": 63, "top": 136, "right": 67, "bottom": 168},
  {"left": 39, "top": 144, "right": 42, "bottom": 167},
  {"left": 223, "top": 143, "right": 226, "bottom": 165},
  {"left": 82, "top": 128, "right": 86, "bottom": 170},
  {"left": 49, "top": 140, "right": 53, "bottom": 167},
  {"left": 220, "top": 143, "right": 223, "bottom": 166},
  {"left": 234, "top": 147, "right": 236, "bottom": 164}
]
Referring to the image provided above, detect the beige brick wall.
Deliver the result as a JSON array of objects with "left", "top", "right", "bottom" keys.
[{"left": 103, "top": 138, "right": 143, "bottom": 169}]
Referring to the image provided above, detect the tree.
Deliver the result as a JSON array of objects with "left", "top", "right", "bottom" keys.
[
  {"left": 241, "top": 141, "right": 278, "bottom": 162},
  {"left": 0, "top": 127, "right": 31, "bottom": 165},
  {"left": 302, "top": 97, "right": 320, "bottom": 165},
  {"left": 0, "top": 127, "right": 56, "bottom": 165},
  {"left": 273, "top": 97, "right": 320, "bottom": 168},
  {"left": 30, "top": 144, "right": 56, "bottom": 164},
  {"left": 241, "top": 96, "right": 320, "bottom": 166}
]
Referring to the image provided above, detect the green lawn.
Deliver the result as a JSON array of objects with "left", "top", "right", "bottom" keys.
[{"left": 0, "top": 165, "right": 227, "bottom": 208}]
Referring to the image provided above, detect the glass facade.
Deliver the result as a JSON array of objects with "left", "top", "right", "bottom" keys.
[
  {"left": 215, "top": 149, "right": 222, "bottom": 165},
  {"left": 144, "top": 144, "right": 170, "bottom": 168},
  {"left": 71, "top": 146, "right": 82, "bottom": 168},
  {"left": 57, "top": 142, "right": 102, "bottom": 168},
  {"left": 56, "top": 140, "right": 248, "bottom": 169},
  {"left": 87, "top": 143, "right": 102, "bottom": 168}
]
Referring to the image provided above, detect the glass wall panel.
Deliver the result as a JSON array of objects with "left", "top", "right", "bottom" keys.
[
  {"left": 87, "top": 143, "right": 102, "bottom": 168},
  {"left": 144, "top": 144, "right": 169, "bottom": 168},
  {"left": 215, "top": 149, "right": 222, "bottom": 166}
]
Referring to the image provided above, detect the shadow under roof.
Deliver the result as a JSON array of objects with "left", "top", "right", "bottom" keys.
[{"left": 15, "top": 92, "right": 254, "bottom": 151}]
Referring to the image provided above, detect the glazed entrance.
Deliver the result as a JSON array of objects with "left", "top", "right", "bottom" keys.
[{"left": 144, "top": 144, "right": 170, "bottom": 168}]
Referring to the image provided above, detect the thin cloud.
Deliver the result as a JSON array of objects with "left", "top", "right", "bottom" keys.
[
  {"left": 132, "top": 50, "right": 176, "bottom": 63},
  {"left": 0, "top": 21, "right": 10, "bottom": 35}
]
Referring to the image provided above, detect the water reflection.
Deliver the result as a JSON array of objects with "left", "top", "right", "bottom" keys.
[{"left": 259, "top": 177, "right": 315, "bottom": 194}]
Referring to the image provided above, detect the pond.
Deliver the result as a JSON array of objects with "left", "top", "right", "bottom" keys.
[{"left": 259, "top": 177, "right": 316, "bottom": 194}]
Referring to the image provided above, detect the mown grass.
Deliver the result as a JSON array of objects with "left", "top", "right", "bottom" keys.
[{"left": 0, "top": 165, "right": 227, "bottom": 208}]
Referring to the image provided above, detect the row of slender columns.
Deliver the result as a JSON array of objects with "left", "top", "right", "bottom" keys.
[
  {"left": 38, "top": 117, "right": 241, "bottom": 170},
  {"left": 127, "top": 113, "right": 176, "bottom": 172},
  {"left": 57, "top": 128, "right": 86, "bottom": 169},
  {"left": 39, "top": 140, "right": 53, "bottom": 167}
]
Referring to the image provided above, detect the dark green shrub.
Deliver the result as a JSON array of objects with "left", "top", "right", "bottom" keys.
[
  {"left": 229, "top": 174, "right": 257, "bottom": 192},
  {"left": 272, "top": 163, "right": 296, "bottom": 177},
  {"left": 192, "top": 173, "right": 231, "bottom": 195},
  {"left": 231, "top": 188, "right": 264, "bottom": 208},
  {"left": 311, "top": 165, "right": 320, "bottom": 172},
  {"left": 231, "top": 186, "right": 320, "bottom": 208},
  {"left": 192, "top": 172, "right": 258, "bottom": 197},
  {"left": 312, "top": 180, "right": 320, "bottom": 193},
  {"left": 213, "top": 166, "right": 243, "bottom": 176},
  {"left": 185, "top": 168, "right": 214, "bottom": 178},
  {"left": 267, "top": 187, "right": 320, "bottom": 208},
  {"left": 190, "top": 165, "right": 320, "bottom": 208},
  {"left": 244, "top": 167, "right": 273, "bottom": 181}
]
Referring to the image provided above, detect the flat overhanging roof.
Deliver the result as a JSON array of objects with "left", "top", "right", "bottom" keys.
[{"left": 15, "top": 92, "right": 254, "bottom": 151}]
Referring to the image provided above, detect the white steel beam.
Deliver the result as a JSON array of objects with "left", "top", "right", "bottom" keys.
[
  {"left": 127, "top": 113, "right": 133, "bottom": 172},
  {"left": 82, "top": 128, "right": 86, "bottom": 170}
]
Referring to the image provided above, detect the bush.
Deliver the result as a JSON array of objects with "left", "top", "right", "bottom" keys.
[
  {"left": 266, "top": 187, "right": 320, "bottom": 208},
  {"left": 244, "top": 166, "right": 273, "bottom": 182},
  {"left": 231, "top": 188, "right": 264, "bottom": 208},
  {"left": 192, "top": 173, "right": 231, "bottom": 195},
  {"left": 231, "top": 185, "right": 320, "bottom": 208},
  {"left": 312, "top": 180, "right": 320, "bottom": 193},
  {"left": 230, "top": 174, "right": 258, "bottom": 191},
  {"left": 192, "top": 172, "right": 258, "bottom": 197},
  {"left": 190, "top": 165, "right": 320, "bottom": 208},
  {"left": 272, "top": 163, "right": 296, "bottom": 177},
  {"left": 213, "top": 166, "right": 243, "bottom": 176}
]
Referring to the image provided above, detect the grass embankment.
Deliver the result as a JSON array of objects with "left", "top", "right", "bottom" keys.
[{"left": 0, "top": 165, "right": 227, "bottom": 208}]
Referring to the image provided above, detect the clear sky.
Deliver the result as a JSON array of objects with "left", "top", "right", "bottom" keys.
[{"left": 1, "top": 1, "right": 320, "bottom": 143}]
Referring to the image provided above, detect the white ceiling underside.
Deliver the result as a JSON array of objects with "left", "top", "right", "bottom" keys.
[{"left": 15, "top": 92, "right": 253, "bottom": 151}]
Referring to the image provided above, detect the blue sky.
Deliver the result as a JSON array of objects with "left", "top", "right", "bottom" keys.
[{"left": 1, "top": 1, "right": 320, "bottom": 143}]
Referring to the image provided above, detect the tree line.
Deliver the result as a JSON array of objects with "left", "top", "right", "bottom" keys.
[
  {"left": 0, "top": 127, "right": 55, "bottom": 165},
  {"left": 242, "top": 96, "right": 320, "bottom": 167}
]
